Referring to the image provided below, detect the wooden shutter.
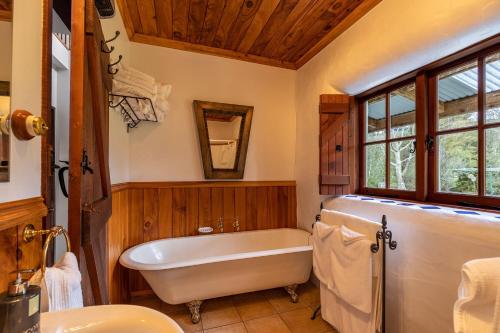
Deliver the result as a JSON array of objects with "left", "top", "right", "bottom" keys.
[
  {"left": 319, "top": 94, "right": 358, "bottom": 195},
  {"left": 68, "top": 0, "right": 112, "bottom": 305}
]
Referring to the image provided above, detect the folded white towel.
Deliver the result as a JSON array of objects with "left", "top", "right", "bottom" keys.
[
  {"left": 157, "top": 83, "right": 172, "bottom": 100},
  {"left": 119, "top": 63, "right": 155, "bottom": 87},
  {"left": 113, "top": 77, "right": 154, "bottom": 100},
  {"left": 112, "top": 66, "right": 171, "bottom": 122},
  {"left": 114, "top": 73, "right": 156, "bottom": 97},
  {"left": 29, "top": 252, "right": 84, "bottom": 312},
  {"left": 154, "top": 96, "right": 169, "bottom": 116},
  {"left": 454, "top": 257, "right": 500, "bottom": 333}
]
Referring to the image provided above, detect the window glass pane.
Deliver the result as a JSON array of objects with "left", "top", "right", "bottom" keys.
[
  {"left": 486, "top": 127, "right": 500, "bottom": 196},
  {"left": 486, "top": 52, "right": 500, "bottom": 124},
  {"left": 438, "top": 130, "right": 478, "bottom": 194},
  {"left": 438, "top": 61, "right": 478, "bottom": 131},
  {"left": 390, "top": 140, "right": 416, "bottom": 190},
  {"left": 366, "top": 95, "right": 386, "bottom": 142},
  {"left": 366, "top": 143, "right": 386, "bottom": 188},
  {"left": 390, "top": 83, "right": 416, "bottom": 138}
]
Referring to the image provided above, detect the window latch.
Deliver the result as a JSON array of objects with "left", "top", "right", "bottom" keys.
[
  {"left": 409, "top": 140, "right": 416, "bottom": 154},
  {"left": 425, "top": 135, "right": 434, "bottom": 151}
]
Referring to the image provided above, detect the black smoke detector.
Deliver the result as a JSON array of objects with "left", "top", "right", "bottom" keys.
[{"left": 95, "top": 0, "right": 115, "bottom": 18}]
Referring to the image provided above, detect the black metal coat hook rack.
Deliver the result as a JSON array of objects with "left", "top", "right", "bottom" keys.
[
  {"left": 108, "top": 55, "right": 122, "bottom": 75},
  {"left": 101, "top": 30, "right": 120, "bottom": 53},
  {"left": 371, "top": 215, "right": 397, "bottom": 333}
]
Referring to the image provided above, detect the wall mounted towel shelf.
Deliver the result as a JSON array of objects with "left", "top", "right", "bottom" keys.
[{"left": 109, "top": 93, "right": 158, "bottom": 131}]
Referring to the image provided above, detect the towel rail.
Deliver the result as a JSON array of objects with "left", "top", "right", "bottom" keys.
[
  {"left": 311, "top": 209, "right": 398, "bottom": 333},
  {"left": 371, "top": 215, "right": 397, "bottom": 333},
  {"left": 22, "top": 224, "right": 71, "bottom": 275}
]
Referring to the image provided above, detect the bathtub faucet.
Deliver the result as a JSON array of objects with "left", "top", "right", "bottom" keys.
[
  {"left": 217, "top": 217, "right": 224, "bottom": 233},
  {"left": 233, "top": 217, "right": 240, "bottom": 232}
]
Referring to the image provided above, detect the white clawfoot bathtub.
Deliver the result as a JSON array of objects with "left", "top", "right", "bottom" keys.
[{"left": 120, "top": 228, "right": 312, "bottom": 322}]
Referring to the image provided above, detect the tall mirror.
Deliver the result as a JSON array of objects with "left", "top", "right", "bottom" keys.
[
  {"left": 0, "top": 0, "right": 12, "bottom": 182},
  {"left": 194, "top": 100, "right": 253, "bottom": 179}
]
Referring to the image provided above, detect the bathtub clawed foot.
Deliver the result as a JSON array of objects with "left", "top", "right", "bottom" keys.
[
  {"left": 186, "top": 300, "right": 203, "bottom": 324},
  {"left": 285, "top": 284, "right": 299, "bottom": 303}
]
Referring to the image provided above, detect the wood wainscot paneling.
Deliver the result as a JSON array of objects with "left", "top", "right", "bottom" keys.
[
  {"left": 0, "top": 197, "right": 47, "bottom": 292},
  {"left": 107, "top": 181, "right": 297, "bottom": 304}
]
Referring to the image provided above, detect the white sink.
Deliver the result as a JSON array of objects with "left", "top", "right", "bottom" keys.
[{"left": 41, "top": 305, "right": 184, "bottom": 333}]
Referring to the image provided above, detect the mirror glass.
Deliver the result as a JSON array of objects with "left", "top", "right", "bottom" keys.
[
  {"left": 194, "top": 101, "right": 253, "bottom": 179},
  {"left": 0, "top": 0, "right": 13, "bottom": 182},
  {"left": 206, "top": 113, "right": 242, "bottom": 170}
]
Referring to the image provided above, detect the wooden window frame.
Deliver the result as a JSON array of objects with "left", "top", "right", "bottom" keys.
[
  {"left": 356, "top": 34, "right": 500, "bottom": 209},
  {"left": 359, "top": 79, "right": 418, "bottom": 200},
  {"left": 427, "top": 45, "right": 500, "bottom": 209}
]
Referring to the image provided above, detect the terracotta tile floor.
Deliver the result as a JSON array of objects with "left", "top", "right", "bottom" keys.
[{"left": 130, "top": 282, "right": 338, "bottom": 333}]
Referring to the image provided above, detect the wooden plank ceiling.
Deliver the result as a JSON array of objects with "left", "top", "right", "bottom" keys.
[{"left": 117, "top": 0, "right": 382, "bottom": 69}]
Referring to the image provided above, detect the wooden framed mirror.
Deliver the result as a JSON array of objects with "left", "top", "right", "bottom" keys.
[{"left": 194, "top": 100, "right": 253, "bottom": 179}]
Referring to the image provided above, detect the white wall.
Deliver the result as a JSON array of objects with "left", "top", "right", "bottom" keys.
[
  {"left": 0, "top": 0, "right": 43, "bottom": 202},
  {"left": 100, "top": 9, "right": 130, "bottom": 184},
  {"left": 128, "top": 45, "right": 296, "bottom": 181},
  {"left": 101, "top": 7, "right": 296, "bottom": 183},
  {"left": 295, "top": 0, "right": 500, "bottom": 231},
  {"left": 102, "top": 0, "right": 500, "bottom": 226}
]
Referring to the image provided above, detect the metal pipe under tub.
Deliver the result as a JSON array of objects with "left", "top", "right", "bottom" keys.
[{"left": 119, "top": 228, "right": 313, "bottom": 323}]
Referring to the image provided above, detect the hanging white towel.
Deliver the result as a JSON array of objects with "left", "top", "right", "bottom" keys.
[
  {"left": 454, "top": 257, "right": 500, "bottom": 333},
  {"left": 331, "top": 225, "right": 373, "bottom": 314},
  {"left": 321, "top": 209, "right": 381, "bottom": 243},
  {"left": 29, "top": 252, "right": 84, "bottom": 312},
  {"left": 318, "top": 209, "right": 382, "bottom": 333},
  {"left": 314, "top": 223, "right": 373, "bottom": 309},
  {"left": 312, "top": 221, "right": 336, "bottom": 289}
]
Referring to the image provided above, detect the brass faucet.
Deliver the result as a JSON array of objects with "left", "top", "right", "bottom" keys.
[
  {"left": 233, "top": 217, "right": 240, "bottom": 232},
  {"left": 217, "top": 217, "right": 224, "bottom": 233}
]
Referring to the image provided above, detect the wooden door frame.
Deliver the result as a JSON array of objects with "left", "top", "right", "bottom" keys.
[
  {"left": 68, "top": 0, "right": 112, "bottom": 304},
  {"left": 41, "top": 0, "right": 55, "bottom": 264}
]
